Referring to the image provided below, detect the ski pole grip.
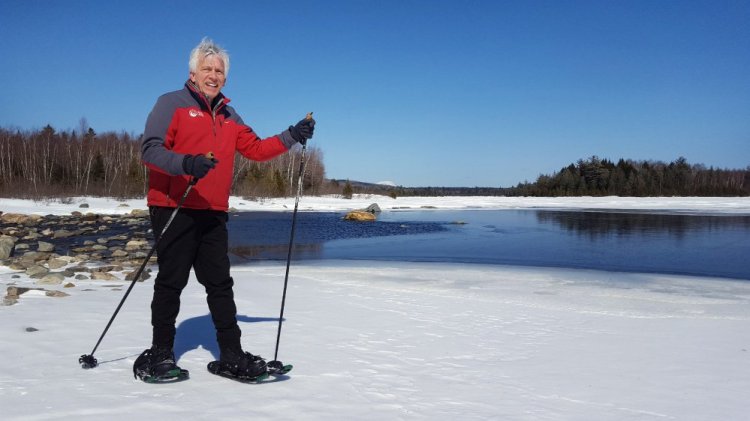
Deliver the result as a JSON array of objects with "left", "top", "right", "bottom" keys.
[{"left": 188, "top": 152, "right": 215, "bottom": 186}]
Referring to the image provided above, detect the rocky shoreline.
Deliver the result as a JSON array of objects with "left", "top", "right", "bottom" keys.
[{"left": 1, "top": 206, "right": 155, "bottom": 305}]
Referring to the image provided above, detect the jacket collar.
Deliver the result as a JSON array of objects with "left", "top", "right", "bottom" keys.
[{"left": 185, "top": 80, "right": 230, "bottom": 112}]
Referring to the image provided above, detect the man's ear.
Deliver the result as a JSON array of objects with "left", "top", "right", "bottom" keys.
[{"left": 189, "top": 72, "right": 196, "bottom": 83}]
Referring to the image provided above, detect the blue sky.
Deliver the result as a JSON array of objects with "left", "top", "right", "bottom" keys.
[{"left": 1, "top": 0, "right": 748, "bottom": 187}]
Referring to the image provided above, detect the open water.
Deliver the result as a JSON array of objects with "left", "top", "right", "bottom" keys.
[{"left": 227, "top": 209, "right": 750, "bottom": 281}]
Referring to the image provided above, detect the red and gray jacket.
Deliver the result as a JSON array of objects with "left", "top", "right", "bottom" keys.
[{"left": 141, "top": 81, "right": 297, "bottom": 211}]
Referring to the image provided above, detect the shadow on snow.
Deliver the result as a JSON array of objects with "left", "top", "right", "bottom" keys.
[{"left": 174, "top": 314, "right": 280, "bottom": 361}]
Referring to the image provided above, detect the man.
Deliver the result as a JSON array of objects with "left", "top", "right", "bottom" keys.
[{"left": 134, "top": 38, "right": 314, "bottom": 382}]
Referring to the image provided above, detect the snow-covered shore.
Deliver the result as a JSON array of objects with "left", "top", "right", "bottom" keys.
[
  {"left": 2, "top": 194, "right": 750, "bottom": 215},
  {"left": 1, "top": 196, "right": 749, "bottom": 420}
]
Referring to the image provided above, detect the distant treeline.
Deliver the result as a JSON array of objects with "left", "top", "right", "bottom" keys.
[
  {"left": 2, "top": 125, "right": 747, "bottom": 199},
  {"left": 513, "top": 156, "right": 749, "bottom": 197},
  {"left": 0, "top": 125, "right": 326, "bottom": 199},
  {"left": 334, "top": 156, "right": 749, "bottom": 198}
]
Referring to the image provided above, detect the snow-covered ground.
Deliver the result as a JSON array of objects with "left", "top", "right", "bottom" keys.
[{"left": 2, "top": 196, "right": 749, "bottom": 420}]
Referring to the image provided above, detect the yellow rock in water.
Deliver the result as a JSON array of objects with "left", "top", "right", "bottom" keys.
[{"left": 344, "top": 210, "right": 376, "bottom": 221}]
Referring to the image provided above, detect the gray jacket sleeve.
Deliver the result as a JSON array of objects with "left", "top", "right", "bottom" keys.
[{"left": 141, "top": 94, "right": 188, "bottom": 176}]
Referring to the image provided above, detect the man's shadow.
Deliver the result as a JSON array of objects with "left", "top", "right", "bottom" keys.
[{"left": 174, "top": 314, "right": 279, "bottom": 361}]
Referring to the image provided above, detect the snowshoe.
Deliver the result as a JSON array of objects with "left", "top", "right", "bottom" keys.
[
  {"left": 133, "top": 346, "right": 189, "bottom": 383},
  {"left": 207, "top": 349, "right": 269, "bottom": 382},
  {"left": 267, "top": 360, "right": 293, "bottom": 376}
]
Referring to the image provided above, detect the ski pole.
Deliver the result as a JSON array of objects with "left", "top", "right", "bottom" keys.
[
  {"left": 269, "top": 113, "right": 312, "bottom": 369},
  {"left": 79, "top": 153, "right": 213, "bottom": 369}
]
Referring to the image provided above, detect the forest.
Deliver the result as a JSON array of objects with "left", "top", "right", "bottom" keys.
[
  {"left": 0, "top": 124, "right": 326, "bottom": 200},
  {"left": 512, "top": 156, "right": 749, "bottom": 197},
  {"left": 1, "top": 125, "right": 747, "bottom": 199}
]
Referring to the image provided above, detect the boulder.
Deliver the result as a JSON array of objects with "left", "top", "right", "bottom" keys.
[
  {"left": 125, "top": 240, "right": 149, "bottom": 251},
  {"left": 92, "top": 271, "right": 119, "bottom": 281},
  {"left": 111, "top": 249, "right": 129, "bottom": 258},
  {"left": 364, "top": 203, "right": 382, "bottom": 214},
  {"left": 52, "top": 229, "right": 76, "bottom": 239},
  {"left": 344, "top": 210, "right": 377, "bottom": 222},
  {"left": 37, "top": 241, "right": 55, "bottom": 253},
  {"left": 38, "top": 273, "right": 65, "bottom": 285},
  {"left": 25, "top": 265, "right": 49, "bottom": 277},
  {"left": 47, "top": 258, "right": 69, "bottom": 270},
  {"left": 0, "top": 236, "right": 16, "bottom": 259},
  {"left": 1, "top": 213, "right": 38, "bottom": 224}
]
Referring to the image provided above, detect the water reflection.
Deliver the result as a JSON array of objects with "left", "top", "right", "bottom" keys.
[
  {"left": 535, "top": 210, "right": 750, "bottom": 240},
  {"left": 230, "top": 243, "right": 324, "bottom": 262}
]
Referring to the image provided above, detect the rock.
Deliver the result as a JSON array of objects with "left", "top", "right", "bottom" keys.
[
  {"left": 22, "top": 250, "right": 48, "bottom": 261},
  {"left": 92, "top": 271, "right": 119, "bottom": 281},
  {"left": 71, "top": 211, "right": 83, "bottom": 217},
  {"left": 8, "top": 262, "right": 26, "bottom": 271},
  {"left": 75, "top": 274, "right": 89, "bottom": 280},
  {"left": 344, "top": 210, "right": 377, "bottom": 221},
  {"left": 125, "top": 270, "right": 150, "bottom": 281},
  {"left": 47, "top": 258, "right": 69, "bottom": 270},
  {"left": 45, "top": 290, "right": 69, "bottom": 297},
  {"left": 1, "top": 213, "right": 41, "bottom": 224},
  {"left": 36, "top": 272, "right": 65, "bottom": 285},
  {"left": 22, "top": 231, "right": 41, "bottom": 240},
  {"left": 0, "top": 235, "right": 16, "bottom": 259},
  {"left": 52, "top": 229, "right": 76, "bottom": 239},
  {"left": 25, "top": 265, "right": 49, "bottom": 277},
  {"left": 125, "top": 240, "right": 148, "bottom": 250},
  {"left": 364, "top": 203, "right": 382, "bottom": 214},
  {"left": 25, "top": 327, "right": 39, "bottom": 332},
  {"left": 37, "top": 241, "right": 55, "bottom": 252},
  {"left": 6, "top": 286, "right": 29, "bottom": 298},
  {"left": 79, "top": 203, "right": 89, "bottom": 208},
  {"left": 130, "top": 209, "right": 149, "bottom": 217},
  {"left": 111, "top": 249, "right": 128, "bottom": 258},
  {"left": 38, "top": 273, "right": 65, "bottom": 285}
]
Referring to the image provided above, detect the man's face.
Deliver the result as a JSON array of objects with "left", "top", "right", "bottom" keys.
[{"left": 190, "top": 54, "right": 226, "bottom": 102}]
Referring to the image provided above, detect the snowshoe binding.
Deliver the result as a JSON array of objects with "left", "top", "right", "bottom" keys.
[
  {"left": 207, "top": 349, "right": 269, "bottom": 383},
  {"left": 133, "top": 346, "right": 189, "bottom": 383}
]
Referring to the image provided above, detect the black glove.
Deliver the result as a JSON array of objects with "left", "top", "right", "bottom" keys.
[
  {"left": 288, "top": 117, "right": 315, "bottom": 145},
  {"left": 182, "top": 154, "right": 217, "bottom": 179}
]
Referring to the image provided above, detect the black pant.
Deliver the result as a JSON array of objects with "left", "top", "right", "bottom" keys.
[{"left": 149, "top": 206, "right": 241, "bottom": 352}]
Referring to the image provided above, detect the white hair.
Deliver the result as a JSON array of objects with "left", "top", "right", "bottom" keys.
[{"left": 189, "top": 37, "right": 230, "bottom": 76}]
